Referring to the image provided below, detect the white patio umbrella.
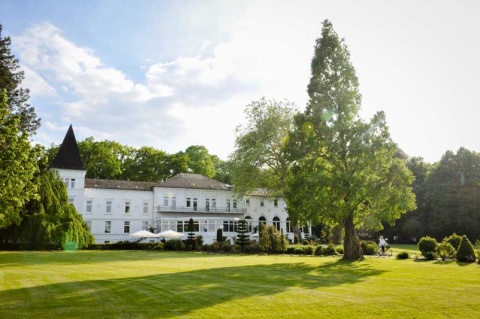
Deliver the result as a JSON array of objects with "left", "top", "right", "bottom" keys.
[
  {"left": 156, "top": 229, "right": 185, "bottom": 239},
  {"left": 130, "top": 230, "right": 158, "bottom": 238}
]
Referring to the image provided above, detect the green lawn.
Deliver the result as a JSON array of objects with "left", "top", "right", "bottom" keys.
[{"left": 0, "top": 248, "right": 478, "bottom": 319}]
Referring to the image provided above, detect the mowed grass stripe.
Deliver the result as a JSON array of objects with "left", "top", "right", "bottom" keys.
[{"left": 0, "top": 250, "right": 479, "bottom": 318}]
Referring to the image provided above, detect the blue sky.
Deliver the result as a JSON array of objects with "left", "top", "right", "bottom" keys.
[{"left": 1, "top": 0, "right": 479, "bottom": 163}]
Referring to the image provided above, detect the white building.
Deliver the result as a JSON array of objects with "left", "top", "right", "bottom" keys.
[{"left": 52, "top": 125, "right": 293, "bottom": 244}]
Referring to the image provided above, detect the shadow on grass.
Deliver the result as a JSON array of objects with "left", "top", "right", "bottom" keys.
[{"left": 0, "top": 258, "right": 385, "bottom": 318}]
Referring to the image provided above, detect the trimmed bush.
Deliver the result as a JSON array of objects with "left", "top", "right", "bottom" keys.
[
  {"left": 302, "top": 240, "right": 310, "bottom": 245},
  {"left": 286, "top": 247, "right": 296, "bottom": 254},
  {"left": 323, "top": 244, "right": 337, "bottom": 256},
  {"left": 444, "top": 233, "right": 462, "bottom": 250},
  {"left": 456, "top": 235, "right": 476, "bottom": 262},
  {"left": 314, "top": 245, "right": 323, "bottom": 256},
  {"left": 164, "top": 239, "right": 185, "bottom": 251},
  {"left": 293, "top": 247, "right": 305, "bottom": 255},
  {"left": 303, "top": 245, "right": 314, "bottom": 256},
  {"left": 418, "top": 236, "right": 438, "bottom": 260},
  {"left": 335, "top": 245, "right": 344, "bottom": 254},
  {"left": 436, "top": 241, "right": 455, "bottom": 261},
  {"left": 396, "top": 251, "right": 409, "bottom": 259}
]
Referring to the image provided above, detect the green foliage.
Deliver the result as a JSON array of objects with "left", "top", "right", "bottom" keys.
[
  {"left": 187, "top": 218, "right": 196, "bottom": 250},
  {"left": 230, "top": 98, "right": 295, "bottom": 197},
  {"left": 19, "top": 169, "right": 94, "bottom": 250},
  {"left": 435, "top": 241, "right": 455, "bottom": 261},
  {"left": 444, "top": 233, "right": 462, "bottom": 250},
  {"left": 360, "top": 241, "right": 378, "bottom": 255},
  {"left": 284, "top": 20, "right": 416, "bottom": 260},
  {"left": 303, "top": 245, "right": 314, "bottom": 256},
  {"left": 0, "top": 24, "right": 40, "bottom": 133},
  {"left": 396, "top": 251, "right": 410, "bottom": 259},
  {"left": 418, "top": 236, "right": 438, "bottom": 260},
  {"left": 259, "top": 225, "right": 288, "bottom": 254},
  {"left": 235, "top": 219, "right": 250, "bottom": 251},
  {"left": 335, "top": 245, "right": 344, "bottom": 254},
  {"left": 164, "top": 239, "right": 185, "bottom": 251},
  {"left": 293, "top": 247, "right": 305, "bottom": 255},
  {"left": 0, "top": 90, "right": 40, "bottom": 229},
  {"left": 184, "top": 145, "right": 216, "bottom": 178},
  {"left": 456, "top": 235, "right": 476, "bottom": 262}
]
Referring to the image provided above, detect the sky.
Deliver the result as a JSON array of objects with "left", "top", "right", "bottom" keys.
[{"left": 1, "top": 0, "right": 479, "bottom": 163}]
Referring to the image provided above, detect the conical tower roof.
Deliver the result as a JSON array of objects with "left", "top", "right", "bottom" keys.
[{"left": 51, "top": 124, "right": 85, "bottom": 170}]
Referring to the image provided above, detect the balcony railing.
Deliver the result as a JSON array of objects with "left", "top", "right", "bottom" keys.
[{"left": 156, "top": 205, "right": 246, "bottom": 214}]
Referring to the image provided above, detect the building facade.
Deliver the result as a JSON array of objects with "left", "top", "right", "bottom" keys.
[{"left": 52, "top": 126, "right": 293, "bottom": 244}]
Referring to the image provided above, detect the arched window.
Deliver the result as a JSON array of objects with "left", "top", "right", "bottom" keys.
[
  {"left": 273, "top": 216, "right": 280, "bottom": 231},
  {"left": 244, "top": 216, "right": 252, "bottom": 232},
  {"left": 259, "top": 216, "right": 266, "bottom": 229}
]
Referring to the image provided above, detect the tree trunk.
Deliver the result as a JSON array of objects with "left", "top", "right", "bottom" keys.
[{"left": 342, "top": 214, "right": 363, "bottom": 260}]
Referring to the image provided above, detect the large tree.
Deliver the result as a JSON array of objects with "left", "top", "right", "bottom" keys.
[
  {"left": 0, "top": 90, "right": 40, "bottom": 229},
  {"left": 184, "top": 145, "right": 216, "bottom": 178},
  {"left": 285, "top": 20, "right": 416, "bottom": 260},
  {"left": 230, "top": 98, "right": 295, "bottom": 197},
  {"left": 0, "top": 24, "right": 40, "bottom": 134}
]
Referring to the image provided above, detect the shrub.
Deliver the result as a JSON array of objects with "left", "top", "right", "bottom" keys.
[
  {"left": 164, "top": 239, "right": 185, "bottom": 251},
  {"left": 396, "top": 251, "right": 409, "bottom": 259},
  {"left": 360, "top": 241, "right": 377, "bottom": 255},
  {"left": 243, "top": 243, "right": 262, "bottom": 254},
  {"left": 286, "top": 246, "right": 296, "bottom": 254},
  {"left": 314, "top": 245, "right": 323, "bottom": 256},
  {"left": 293, "top": 247, "right": 305, "bottom": 255},
  {"left": 436, "top": 241, "right": 455, "bottom": 261},
  {"left": 302, "top": 240, "right": 310, "bottom": 245},
  {"left": 444, "top": 233, "right": 462, "bottom": 250},
  {"left": 418, "top": 236, "right": 438, "bottom": 260},
  {"left": 153, "top": 243, "right": 164, "bottom": 250},
  {"left": 303, "top": 245, "right": 314, "bottom": 256},
  {"left": 456, "top": 235, "right": 476, "bottom": 262},
  {"left": 323, "top": 244, "right": 337, "bottom": 256}
]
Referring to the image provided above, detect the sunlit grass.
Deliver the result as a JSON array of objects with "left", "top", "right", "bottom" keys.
[{"left": 0, "top": 248, "right": 479, "bottom": 318}]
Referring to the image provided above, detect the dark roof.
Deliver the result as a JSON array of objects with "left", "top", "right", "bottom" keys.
[
  {"left": 158, "top": 173, "right": 232, "bottom": 190},
  {"left": 85, "top": 179, "right": 157, "bottom": 191},
  {"left": 51, "top": 125, "right": 85, "bottom": 170}
]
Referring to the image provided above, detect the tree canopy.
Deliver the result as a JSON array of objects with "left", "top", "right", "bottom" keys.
[
  {"left": 285, "top": 20, "right": 416, "bottom": 259},
  {"left": 0, "top": 90, "right": 40, "bottom": 229},
  {"left": 0, "top": 24, "right": 40, "bottom": 134}
]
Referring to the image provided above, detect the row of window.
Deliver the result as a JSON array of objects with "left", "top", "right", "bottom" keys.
[
  {"left": 85, "top": 200, "right": 150, "bottom": 214},
  {"left": 102, "top": 220, "right": 150, "bottom": 234},
  {"left": 62, "top": 178, "right": 76, "bottom": 189}
]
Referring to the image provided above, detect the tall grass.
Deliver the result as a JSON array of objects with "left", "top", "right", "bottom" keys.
[{"left": 0, "top": 250, "right": 478, "bottom": 318}]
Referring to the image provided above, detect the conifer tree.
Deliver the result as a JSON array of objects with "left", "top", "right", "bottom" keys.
[
  {"left": 285, "top": 20, "right": 416, "bottom": 260},
  {"left": 0, "top": 24, "right": 40, "bottom": 134},
  {"left": 235, "top": 219, "right": 250, "bottom": 251}
]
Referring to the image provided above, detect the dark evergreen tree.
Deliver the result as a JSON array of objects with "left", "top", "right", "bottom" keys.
[
  {"left": 0, "top": 24, "right": 40, "bottom": 134},
  {"left": 187, "top": 218, "right": 196, "bottom": 250},
  {"left": 456, "top": 235, "right": 476, "bottom": 262},
  {"left": 235, "top": 219, "right": 250, "bottom": 251},
  {"left": 216, "top": 228, "right": 223, "bottom": 243}
]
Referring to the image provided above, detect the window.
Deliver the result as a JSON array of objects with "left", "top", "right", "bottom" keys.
[
  {"left": 86, "top": 200, "right": 93, "bottom": 213},
  {"left": 63, "top": 178, "right": 69, "bottom": 187},
  {"left": 245, "top": 216, "right": 252, "bottom": 232},
  {"left": 163, "top": 196, "right": 169, "bottom": 206},
  {"left": 186, "top": 198, "right": 191, "bottom": 208},
  {"left": 260, "top": 199, "right": 264, "bottom": 207},
  {"left": 70, "top": 178, "right": 75, "bottom": 189},
  {"left": 125, "top": 201, "right": 131, "bottom": 213},
  {"left": 245, "top": 198, "right": 250, "bottom": 206},
  {"left": 205, "top": 199, "right": 210, "bottom": 211},
  {"left": 124, "top": 221, "right": 130, "bottom": 233},
  {"left": 177, "top": 221, "right": 184, "bottom": 232},
  {"left": 142, "top": 221, "right": 149, "bottom": 231},
  {"left": 212, "top": 199, "right": 216, "bottom": 209},
  {"left": 105, "top": 221, "right": 111, "bottom": 233},
  {"left": 259, "top": 216, "right": 266, "bottom": 226},
  {"left": 226, "top": 199, "right": 231, "bottom": 212},
  {"left": 274, "top": 199, "right": 278, "bottom": 207},
  {"left": 143, "top": 202, "right": 149, "bottom": 214},
  {"left": 286, "top": 217, "right": 292, "bottom": 233},
  {"left": 106, "top": 201, "right": 112, "bottom": 214},
  {"left": 193, "top": 198, "right": 198, "bottom": 211},
  {"left": 233, "top": 199, "right": 237, "bottom": 209},
  {"left": 172, "top": 197, "right": 176, "bottom": 209},
  {"left": 273, "top": 216, "right": 280, "bottom": 231}
]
